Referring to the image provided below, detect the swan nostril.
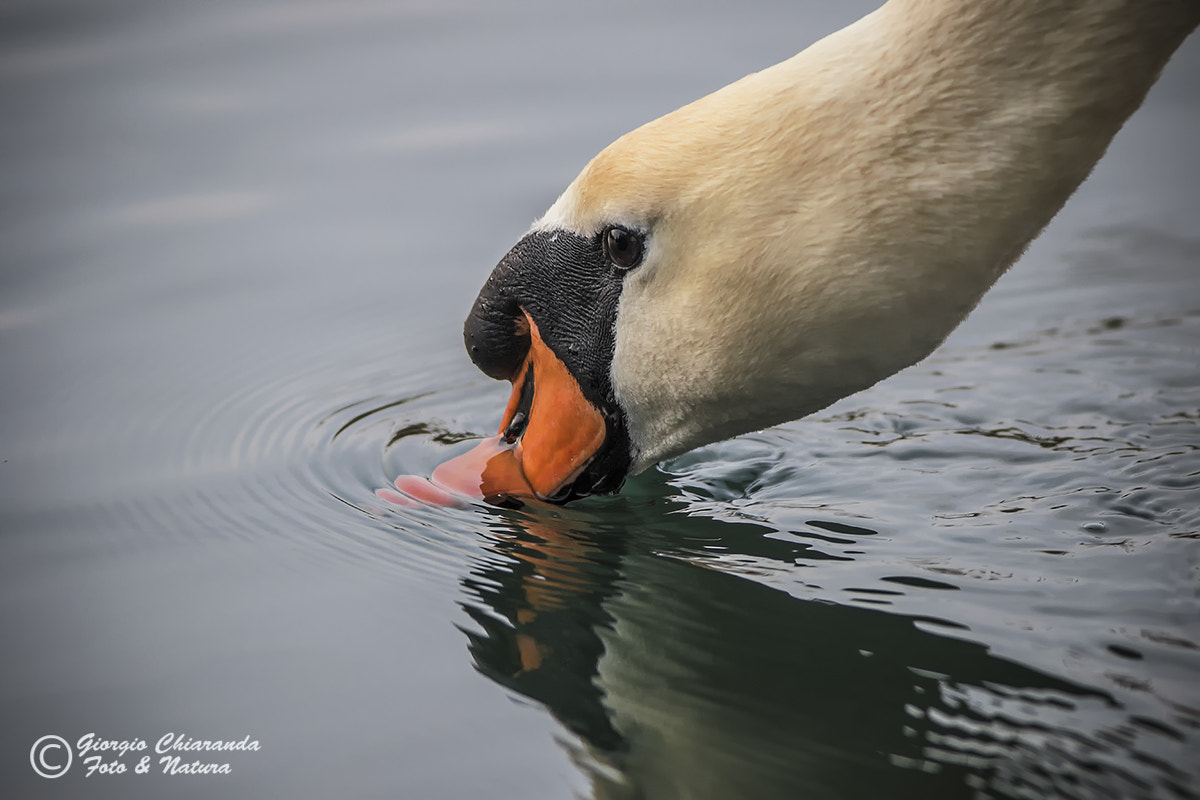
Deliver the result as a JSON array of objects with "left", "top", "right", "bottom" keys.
[
  {"left": 501, "top": 366, "right": 536, "bottom": 443},
  {"left": 502, "top": 411, "right": 527, "bottom": 443}
]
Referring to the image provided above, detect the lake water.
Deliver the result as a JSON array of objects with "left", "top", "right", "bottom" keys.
[{"left": 2, "top": 1, "right": 1198, "bottom": 798}]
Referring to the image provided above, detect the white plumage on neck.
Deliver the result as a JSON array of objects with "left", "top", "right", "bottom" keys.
[{"left": 537, "top": 0, "right": 1199, "bottom": 473}]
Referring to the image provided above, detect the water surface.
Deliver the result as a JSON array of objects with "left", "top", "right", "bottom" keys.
[{"left": 2, "top": 1, "right": 1198, "bottom": 798}]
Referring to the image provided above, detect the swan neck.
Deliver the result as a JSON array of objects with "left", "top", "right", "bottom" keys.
[{"left": 881, "top": 0, "right": 1199, "bottom": 117}]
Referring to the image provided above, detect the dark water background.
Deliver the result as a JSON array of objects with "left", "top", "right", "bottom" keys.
[{"left": 2, "top": 1, "right": 1198, "bottom": 797}]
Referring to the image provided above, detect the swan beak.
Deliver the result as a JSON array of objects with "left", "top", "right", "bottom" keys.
[
  {"left": 498, "top": 310, "right": 607, "bottom": 501},
  {"left": 462, "top": 229, "right": 633, "bottom": 502}
]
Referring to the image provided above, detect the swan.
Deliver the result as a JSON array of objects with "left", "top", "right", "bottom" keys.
[{"left": 401, "top": 0, "right": 1200, "bottom": 505}]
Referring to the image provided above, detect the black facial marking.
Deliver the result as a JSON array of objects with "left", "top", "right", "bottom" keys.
[{"left": 463, "top": 228, "right": 636, "bottom": 498}]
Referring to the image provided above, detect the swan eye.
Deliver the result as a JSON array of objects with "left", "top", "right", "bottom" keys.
[{"left": 603, "top": 226, "right": 644, "bottom": 270}]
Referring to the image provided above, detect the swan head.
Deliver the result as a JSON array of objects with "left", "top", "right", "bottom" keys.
[
  {"left": 463, "top": 38, "right": 962, "bottom": 501},
  {"left": 461, "top": 0, "right": 1189, "bottom": 502}
]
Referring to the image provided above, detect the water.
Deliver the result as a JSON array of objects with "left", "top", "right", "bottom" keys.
[{"left": 1, "top": 1, "right": 1197, "bottom": 797}]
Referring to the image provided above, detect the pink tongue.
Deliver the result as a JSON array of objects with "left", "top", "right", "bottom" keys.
[{"left": 377, "top": 435, "right": 536, "bottom": 507}]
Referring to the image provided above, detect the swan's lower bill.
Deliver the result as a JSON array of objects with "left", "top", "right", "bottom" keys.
[{"left": 378, "top": 435, "right": 531, "bottom": 508}]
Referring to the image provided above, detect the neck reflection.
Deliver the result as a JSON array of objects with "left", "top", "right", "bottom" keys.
[{"left": 456, "top": 498, "right": 1121, "bottom": 800}]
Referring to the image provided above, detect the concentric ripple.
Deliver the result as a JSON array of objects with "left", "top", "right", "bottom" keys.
[{"left": 119, "top": 338, "right": 517, "bottom": 580}]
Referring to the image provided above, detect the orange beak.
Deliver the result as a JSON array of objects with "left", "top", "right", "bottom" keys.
[
  {"left": 496, "top": 310, "right": 607, "bottom": 500},
  {"left": 383, "top": 309, "right": 607, "bottom": 506}
]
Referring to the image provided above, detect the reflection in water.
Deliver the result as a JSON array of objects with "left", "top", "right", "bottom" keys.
[
  {"left": 458, "top": 501, "right": 1192, "bottom": 799},
  {"left": 461, "top": 514, "right": 627, "bottom": 754}
]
